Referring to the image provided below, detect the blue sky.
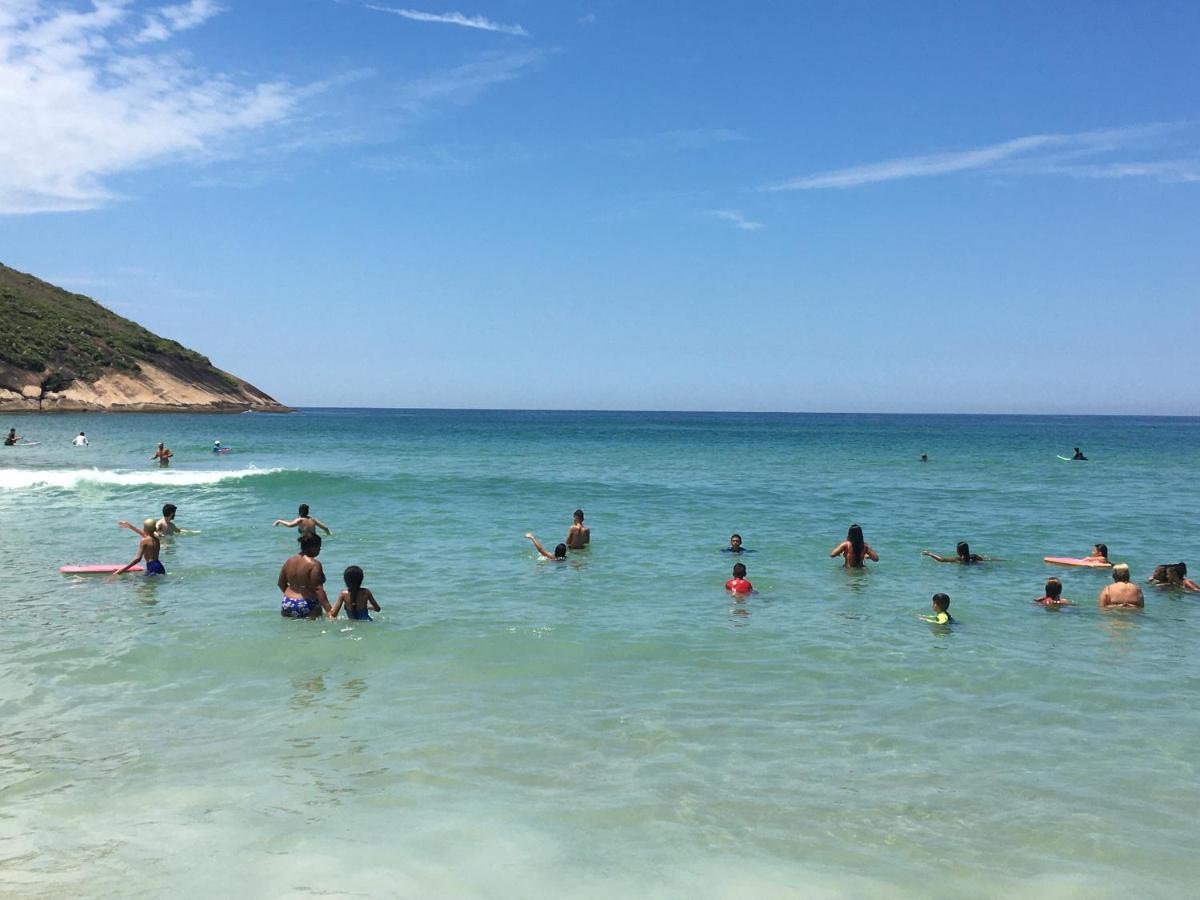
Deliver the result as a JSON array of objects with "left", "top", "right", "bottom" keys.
[{"left": 1, "top": 0, "right": 1198, "bottom": 413}]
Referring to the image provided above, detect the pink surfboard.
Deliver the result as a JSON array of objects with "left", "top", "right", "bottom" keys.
[
  {"left": 1043, "top": 557, "right": 1112, "bottom": 568},
  {"left": 60, "top": 565, "right": 145, "bottom": 574}
]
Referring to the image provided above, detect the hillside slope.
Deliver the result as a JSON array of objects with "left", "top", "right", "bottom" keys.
[{"left": 0, "top": 263, "right": 288, "bottom": 412}]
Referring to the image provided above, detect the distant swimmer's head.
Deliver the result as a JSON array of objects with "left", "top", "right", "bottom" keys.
[
  {"left": 573, "top": 508, "right": 585, "bottom": 523},
  {"left": 162, "top": 503, "right": 177, "bottom": 519},
  {"left": 732, "top": 562, "right": 747, "bottom": 579},
  {"left": 1112, "top": 563, "right": 1130, "bottom": 583},
  {"left": 79, "top": 431, "right": 85, "bottom": 436},
  {"left": 344, "top": 565, "right": 363, "bottom": 591},
  {"left": 143, "top": 518, "right": 158, "bottom": 533},
  {"left": 298, "top": 503, "right": 310, "bottom": 517},
  {"left": 1093, "top": 543, "right": 1108, "bottom": 559},
  {"left": 1044, "top": 578, "right": 1063, "bottom": 599},
  {"left": 920, "top": 453, "right": 928, "bottom": 462},
  {"left": 300, "top": 533, "right": 322, "bottom": 556},
  {"left": 157, "top": 442, "right": 164, "bottom": 449},
  {"left": 956, "top": 542, "right": 971, "bottom": 561},
  {"left": 729, "top": 533, "right": 742, "bottom": 550},
  {"left": 554, "top": 543, "right": 568, "bottom": 559},
  {"left": 932, "top": 592, "right": 951, "bottom": 612}
]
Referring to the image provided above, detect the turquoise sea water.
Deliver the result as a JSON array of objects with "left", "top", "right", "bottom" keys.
[{"left": 1, "top": 409, "right": 1198, "bottom": 897}]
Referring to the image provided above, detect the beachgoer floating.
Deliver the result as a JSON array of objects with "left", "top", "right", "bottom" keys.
[
  {"left": 919, "top": 593, "right": 955, "bottom": 624},
  {"left": 922, "top": 542, "right": 1001, "bottom": 564},
  {"left": 723, "top": 533, "right": 751, "bottom": 553},
  {"left": 155, "top": 503, "right": 197, "bottom": 536},
  {"left": 114, "top": 519, "right": 166, "bottom": 576},
  {"left": 725, "top": 562, "right": 753, "bottom": 594},
  {"left": 278, "top": 533, "right": 333, "bottom": 619},
  {"left": 1098, "top": 564, "right": 1144, "bottom": 608},
  {"left": 830, "top": 523, "right": 879, "bottom": 568},
  {"left": 331, "top": 565, "right": 381, "bottom": 620},
  {"left": 150, "top": 442, "right": 173, "bottom": 467},
  {"left": 525, "top": 532, "right": 567, "bottom": 560},
  {"left": 273, "top": 504, "right": 332, "bottom": 538},
  {"left": 1071, "top": 447, "right": 1087, "bottom": 460},
  {"left": 1147, "top": 562, "right": 1200, "bottom": 592},
  {"left": 72, "top": 431, "right": 89, "bottom": 447},
  {"left": 1035, "top": 577, "right": 1071, "bottom": 607},
  {"left": 566, "top": 508, "right": 590, "bottom": 549}
]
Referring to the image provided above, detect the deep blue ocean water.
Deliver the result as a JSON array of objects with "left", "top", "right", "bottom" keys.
[{"left": 1, "top": 409, "right": 1198, "bottom": 897}]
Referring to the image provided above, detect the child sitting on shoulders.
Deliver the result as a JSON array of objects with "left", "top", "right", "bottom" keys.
[
  {"left": 331, "top": 565, "right": 380, "bottom": 621},
  {"left": 1035, "top": 577, "right": 1071, "bottom": 606},
  {"left": 920, "top": 592, "right": 954, "bottom": 624}
]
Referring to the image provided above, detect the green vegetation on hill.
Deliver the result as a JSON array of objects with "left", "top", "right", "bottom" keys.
[{"left": 0, "top": 262, "right": 231, "bottom": 391}]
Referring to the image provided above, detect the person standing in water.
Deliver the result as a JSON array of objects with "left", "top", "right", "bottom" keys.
[
  {"left": 5, "top": 428, "right": 22, "bottom": 446},
  {"left": 150, "top": 443, "right": 173, "bottom": 467},
  {"left": 273, "top": 504, "right": 332, "bottom": 538},
  {"left": 565, "top": 509, "right": 590, "bottom": 550},
  {"left": 1099, "top": 564, "right": 1144, "bottom": 608},
  {"left": 726, "top": 562, "right": 753, "bottom": 594},
  {"left": 278, "top": 533, "right": 333, "bottom": 619},
  {"left": 922, "top": 542, "right": 1001, "bottom": 564},
  {"left": 723, "top": 534, "right": 751, "bottom": 553},
  {"left": 330, "top": 566, "right": 381, "bottom": 620},
  {"left": 830, "top": 523, "right": 879, "bottom": 568},
  {"left": 72, "top": 432, "right": 89, "bottom": 447},
  {"left": 1035, "top": 578, "right": 1071, "bottom": 607},
  {"left": 115, "top": 519, "right": 166, "bottom": 576}
]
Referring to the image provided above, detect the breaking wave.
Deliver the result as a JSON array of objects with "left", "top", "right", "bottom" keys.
[{"left": 0, "top": 467, "right": 287, "bottom": 491}]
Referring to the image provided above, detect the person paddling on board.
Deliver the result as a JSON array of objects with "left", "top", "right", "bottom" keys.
[
  {"left": 72, "top": 432, "right": 88, "bottom": 447},
  {"left": 1071, "top": 447, "right": 1087, "bottom": 460},
  {"left": 278, "top": 533, "right": 333, "bottom": 619},
  {"left": 1083, "top": 543, "right": 1110, "bottom": 565},
  {"left": 922, "top": 542, "right": 1001, "bottom": 564},
  {"left": 525, "top": 532, "right": 567, "bottom": 560},
  {"left": 273, "top": 504, "right": 332, "bottom": 538},
  {"left": 5, "top": 428, "right": 22, "bottom": 446},
  {"left": 150, "top": 442, "right": 173, "bottom": 467},
  {"left": 115, "top": 519, "right": 166, "bottom": 576},
  {"left": 565, "top": 509, "right": 590, "bottom": 550}
]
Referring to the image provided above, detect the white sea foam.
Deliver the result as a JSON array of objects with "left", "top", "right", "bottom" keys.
[{"left": 0, "top": 467, "right": 285, "bottom": 491}]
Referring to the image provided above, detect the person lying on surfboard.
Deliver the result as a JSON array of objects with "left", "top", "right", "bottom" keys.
[
  {"left": 115, "top": 519, "right": 165, "bottom": 576},
  {"left": 1084, "top": 543, "right": 1110, "bottom": 565},
  {"left": 922, "top": 542, "right": 1001, "bottom": 564}
]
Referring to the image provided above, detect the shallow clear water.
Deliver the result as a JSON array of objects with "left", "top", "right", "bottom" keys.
[{"left": 1, "top": 410, "right": 1198, "bottom": 897}]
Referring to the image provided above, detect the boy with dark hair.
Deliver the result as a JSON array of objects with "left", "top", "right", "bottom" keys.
[
  {"left": 921, "top": 593, "right": 954, "bottom": 624},
  {"left": 725, "top": 562, "right": 753, "bottom": 594}
]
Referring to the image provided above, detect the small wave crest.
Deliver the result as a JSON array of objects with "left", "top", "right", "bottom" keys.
[{"left": 0, "top": 467, "right": 287, "bottom": 491}]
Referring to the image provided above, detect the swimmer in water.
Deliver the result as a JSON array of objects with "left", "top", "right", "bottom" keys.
[
  {"left": 723, "top": 533, "right": 750, "bottom": 553},
  {"left": 922, "top": 542, "right": 1001, "bottom": 564},
  {"left": 920, "top": 453, "right": 928, "bottom": 462},
  {"left": 330, "top": 565, "right": 380, "bottom": 620},
  {"left": 1083, "top": 543, "right": 1110, "bottom": 565},
  {"left": 1071, "top": 447, "right": 1087, "bottom": 460},
  {"left": 565, "top": 509, "right": 590, "bottom": 550},
  {"left": 830, "top": 523, "right": 879, "bottom": 568},
  {"left": 5, "top": 428, "right": 22, "bottom": 446},
  {"left": 155, "top": 503, "right": 197, "bottom": 536},
  {"left": 115, "top": 518, "right": 166, "bottom": 575},
  {"left": 150, "top": 442, "right": 173, "bottom": 467},
  {"left": 725, "top": 562, "right": 753, "bottom": 594},
  {"left": 1035, "top": 577, "right": 1071, "bottom": 607},
  {"left": 525, "top": 532, "right": 567, "bottom": 560},
  {"left": 1098, "top": 564, "right": 1144, "bottom": 608},
  {"left": 273, "top": 504, "right": 332, "bottom": 538},
  {"left": 1147, "top": 562, "right": 1200, "bottom": 592},
  {"left": 919, "top": 592, "right": 955, "bottom": 624},
  {"left": 72, "top": 431, "right": 89, "bottom": 447},
  {"left": 278, "top": 533, "right": 333, "bottom": 619}
]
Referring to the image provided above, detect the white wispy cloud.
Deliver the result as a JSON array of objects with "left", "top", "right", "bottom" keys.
[
  {"left": 765, "top": 125, "right": 1187, "bottom": 191},
  {"left": 0, "top": 1, "right": 298, "bottom": 214},
  {"left": 592, "top": 128, "right": 746, "bottom": 158},
  {"left": 134, "top": 0, "right": 222, "bottom": 44},
  {"left": 364, "top": 5, "right": 528, "bottom": 36},
  {"left": 707, "top": 209, "right": 764, "bottom": 231},
  {"left": 390, "top": 49, "right": 543, "bottom": 114}
]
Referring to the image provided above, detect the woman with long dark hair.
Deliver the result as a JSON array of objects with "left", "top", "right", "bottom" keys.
[{"left": 830, "top": 523, "right": 879, "bottom": 568}]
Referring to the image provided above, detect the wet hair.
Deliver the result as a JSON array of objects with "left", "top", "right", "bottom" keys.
[
  {"left": 1044, "top": 578, "right": 1063, "bottom": 599},
  {"left": 344, "top": 565, "right": 363, "bottom": 606},
  {"left": 847, "top": 524, "right": 865, "bottom": 564},
  {"left": 573, "top": 509, "right": 585, "bottom": 522},
  {"left": 932, "top": 593, "right": 951, "bottom": 611},
  {"left": 730, "top": 533, "right": 742, "bottom": 543},
  {"left": 1150, "top": 564, "right": 1169, "bottom": 583},
  {"left": 1093, "top": 543, "right": 1108, "bottom": 558},
  {"left": 298, "top": 504, "right": 310, "bottom": 517},
  {"left": 732, "top": 562, "right": 747, "bottom": 578},
  {"left": 554, "top": 543, "right": 568, "bottom": 559},
  {"left": 300, "top": 533, "right": 322, "bottom": 555},
  {"left": 162, "top": 503, "right": 177, "bottom": 518},
  {"left": 956, "top": 542, "right": 970, "bottom": 559},
  {"left": 1112, "top": 563, "right": 1130, "bottom": 582},
  {"left": 1159, "top": 562, "right": 1189, "bottom": 583}
]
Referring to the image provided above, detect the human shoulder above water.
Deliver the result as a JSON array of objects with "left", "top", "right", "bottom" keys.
[
  {"left": 1098, "top": 564, "right": 1144, "bottom": 608},
  {"left": 922, "top": 542, "right": 1001, "bottom": 564},
  {"left": 830, "top": 523, "right": 878, "bottom": 568},
  {"left": 565, "top": 509, "right": 590, "bottom": 550}
]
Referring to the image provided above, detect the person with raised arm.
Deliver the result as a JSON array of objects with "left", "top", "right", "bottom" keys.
[{"left": 273, "top": 504, "right": 332, "bottom": 538}]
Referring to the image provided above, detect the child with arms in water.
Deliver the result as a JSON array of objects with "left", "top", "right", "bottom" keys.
[
  {"left": 331, "top": 566, "right": 380, "bottom": 620},
  {"left": 920, "top": 593, "right": 954, "bottom": 624}
]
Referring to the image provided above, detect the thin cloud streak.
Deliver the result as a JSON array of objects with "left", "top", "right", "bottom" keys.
[
  {"left": 592, "top": 128, "right": 746, "bottom": 158},
  {"left": 766, "top": 124, "right": 1187, "bottom": 191},
  {"left": 364, "top": 5, "right": 528, "bottom": 36},
  {"left": 707, "top": 209, "right": 764, "bottom": 231}
]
